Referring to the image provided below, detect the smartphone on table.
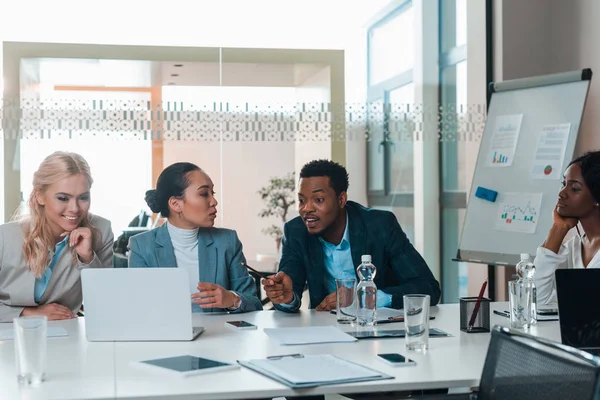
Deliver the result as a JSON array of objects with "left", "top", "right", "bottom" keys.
[
  {"left": 537, "top": 308, "right": 558, "bottom": 316},
  {"left": 377, "top": 353, "right": 417, "bottom": 367},
  {"left": 225, "top": 320, "right": 258, "bottom": 330}
]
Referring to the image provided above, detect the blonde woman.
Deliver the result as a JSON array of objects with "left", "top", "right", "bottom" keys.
[{"left": 0, "top": 152, "right": 113, "bottom": 322}]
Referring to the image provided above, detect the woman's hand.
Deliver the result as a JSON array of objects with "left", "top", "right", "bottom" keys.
[
  {"left": 21, "top": 303, "right": 77, "bottom": 320},
  {"left": 542, "top": 205, "right": 578, "bottom": 254},
  {"left": 191, "top": 283, "right": 240, "bottom": 309},
  {"left": 552, "top": 206, "right": 579, "bottom": 231},
  {"left": 63, "top": 227, "right": 94, "bottom": 264}
]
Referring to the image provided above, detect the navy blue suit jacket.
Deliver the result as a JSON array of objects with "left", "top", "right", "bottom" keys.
[{"left": 274, "top": 201, "right": 441, "bottom": 312}]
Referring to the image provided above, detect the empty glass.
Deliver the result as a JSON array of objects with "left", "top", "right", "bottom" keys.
[
  {"left": 403, "top": 294, "right": 430, "bottom": 351},
  {"left": 13, "top": 316, "right": 47, "bottom": 385},
  {"left": 508, "top": 280, "right": 532, "bottom": 329},
  {"left": 335, "top": 278, "right": 357, "bottom": 324}
]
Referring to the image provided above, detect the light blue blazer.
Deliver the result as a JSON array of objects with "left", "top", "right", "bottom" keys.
[{"left": 127, "top": 224, "right": 262, "bottom": 313}]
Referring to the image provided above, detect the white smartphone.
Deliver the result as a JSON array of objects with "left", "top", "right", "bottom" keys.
[
  {"left": 377, "top": 353, "right": 417, "bottom": 367},
  {"left": 225, "top": 320, "right": 258, "bottom": 330}
]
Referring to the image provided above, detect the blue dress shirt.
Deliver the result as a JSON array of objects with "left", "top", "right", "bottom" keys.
[
  {"left": 282, "top": 216, "right": 392, "bottom": 308},
  {"left": 34, "top": 235, "right": 69, "bottom": 303}
]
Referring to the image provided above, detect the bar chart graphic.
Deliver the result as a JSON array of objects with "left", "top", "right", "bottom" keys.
[
  {"left": 492, "top": 152, "right": 509, "bottom": 165},
  {"left": 495, "top": 193, "right": 543, "bottom": 234}
]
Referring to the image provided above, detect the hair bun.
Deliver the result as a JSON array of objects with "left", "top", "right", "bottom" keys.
[{"left": 144, "top": 189, "right": 162, "bottom": 214}]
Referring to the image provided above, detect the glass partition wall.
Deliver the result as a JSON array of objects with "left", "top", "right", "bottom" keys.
[{"left": 13, "top": 49, "right": 336, "bottom": 271}]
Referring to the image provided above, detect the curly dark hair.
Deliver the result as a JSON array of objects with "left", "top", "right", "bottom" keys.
[
  {"left": 568, "top": 151, "right": 600, "bottom": 203},
  {"left": 299, "top": 159, "right": 349, "bottom": 196}
]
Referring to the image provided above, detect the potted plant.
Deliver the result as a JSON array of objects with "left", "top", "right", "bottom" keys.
[{"left": 257, "top": 172, "right": 295, "bottom": 253}]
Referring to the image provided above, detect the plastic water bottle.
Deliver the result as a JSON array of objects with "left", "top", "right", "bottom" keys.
[
  {"left": 356, "top": 254, "right": 377, "bottom": 327},
  {"left": 516, "top": 253, "right": 537, "bottom": 325}
]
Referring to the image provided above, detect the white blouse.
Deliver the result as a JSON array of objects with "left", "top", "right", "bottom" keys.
[{"left": 533, "top": 233, "right": 600, "bottom": 305}]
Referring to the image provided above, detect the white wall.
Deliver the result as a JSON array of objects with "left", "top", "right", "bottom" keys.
[
  {"left": 495, "top": 0, "right": 600, "bottom": 154},
  {"left": 498, "top": 0, "right": 553, "bottom": 81},
  {"left": 549, "top": 0, "right": 600, "bottom": 153}
]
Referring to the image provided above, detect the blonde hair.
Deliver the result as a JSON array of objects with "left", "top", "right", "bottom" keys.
[{"left": 22, "top": 152, "right": 96, "bottom": 277}]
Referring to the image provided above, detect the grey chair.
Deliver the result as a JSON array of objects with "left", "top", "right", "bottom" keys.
[{"left": 415, "top": 325, "right": 600, "bottom": 400}]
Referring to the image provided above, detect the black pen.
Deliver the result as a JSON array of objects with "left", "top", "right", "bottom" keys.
[
  {"left": 493, "top": 310, "right": 510, "bottom": 318},
  {"left": 375, "top": 316, "right": 435, "bottom": 325},
  {"left": 243, "top": 263, "right": 272, "bottom": 279}
]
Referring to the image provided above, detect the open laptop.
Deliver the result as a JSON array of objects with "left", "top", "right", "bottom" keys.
[
  {"left": 81, "top": 268, "right": 204, "bottom": 341},
  {"left": 555, "top": 269, "right": 600, "bottom": 355}
]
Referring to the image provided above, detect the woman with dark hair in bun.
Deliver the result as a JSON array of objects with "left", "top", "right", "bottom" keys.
[
  {"left": 128, "top": 162, "right": 262, "bottom": 313},
  {"left": 534, "top": 151, "right": 600, "bottom": 305}
]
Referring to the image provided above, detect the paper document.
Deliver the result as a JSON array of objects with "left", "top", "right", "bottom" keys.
[
  {"left": 0, "top": 327, "right": 68, "bottom": 341},
  {"left": 487, "top": 114, "right": 523, "bottom": 167},
  {"left": 239, "top": 354, "right": 392, "bottom": 388},
  {"left": 531, "top": 123, "right": 571, "bottom": 180},
  {"left": 263, "top": 326, "right": 357, "bottom": 345},
  {"left": 495, "top": 192, "right": 543, "bottom": 234}
]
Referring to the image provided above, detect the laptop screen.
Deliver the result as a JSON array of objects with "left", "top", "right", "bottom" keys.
[{"left": 556, "top": 269, "right": 600, "bottom": 349}]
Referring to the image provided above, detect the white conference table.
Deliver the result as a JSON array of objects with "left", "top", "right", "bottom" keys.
[{"left": 0, "top": 303, "right": 562, "bottom": 400}]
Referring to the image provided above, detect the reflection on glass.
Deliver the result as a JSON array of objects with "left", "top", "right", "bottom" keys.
[
  {"left": 369, "top": 6, "right": 414, "bottom": 86},
  {"left": 373, "top": 206, "right": 415, "bottom": 244},
  {"left": 440, "top": 62, "right": 467, "bottom": 192},
  {"left": 388, "top": 83, "right": 414, "bottom": 193},
  {"left": 440, "top": 0, "right": 467, "bottom": 53},
  {"left": 162, "top": 85, "right": 299, "bottom": 262},
  {"left": 456, "top": 0, "right": 467, "bottom": 47},
  {"left": 19, "top": 88, "right": 152, "bottom": 238},
  {"left": 441, "top": 208, "right": 467, "bottom": 303},
  {"left": 367, "top": 99, "right": 385, "bottom": 192}
]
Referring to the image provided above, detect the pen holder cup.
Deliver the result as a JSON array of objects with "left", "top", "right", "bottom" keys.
[{"left": 460, "top": 297, "right": 491, "bottom": 333}]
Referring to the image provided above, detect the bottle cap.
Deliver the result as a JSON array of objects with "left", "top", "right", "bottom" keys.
[
  {"left": 361, "top": 254, "right": 372, "bottom": 263},
  {"left": 520, "top": 253, "right": 530, "bottom": 260}
]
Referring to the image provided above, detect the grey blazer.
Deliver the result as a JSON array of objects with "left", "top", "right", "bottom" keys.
[
  {"left": 0, "top": 214, "right": 114, "bottom": 322},
  {"left": 127, "top": 224, "right": 262, "bottom": 313}
]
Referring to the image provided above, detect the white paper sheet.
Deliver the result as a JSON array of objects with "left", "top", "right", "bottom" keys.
[
  {"left": 0, "top": 326, "right": 69, "bottom": 341},
  {"left": 531, "top": 123, "right": 571, "bottom": 180},
  {"left": 263, "top": 326, "right": 357, "bottom": 345},
  {"left": 487, "top": 114, "right": 523, "bottom": 167},
  {"left": 245, "top": 354, "right": 380, "bottom": 385},
  {"left": 494, "top": 192, "right": 543, "bottom": 234}
]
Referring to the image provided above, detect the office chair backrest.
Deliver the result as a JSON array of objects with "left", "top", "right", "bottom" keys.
[{"left": 478, "top": 326, "right": 600, "bottom": 400}]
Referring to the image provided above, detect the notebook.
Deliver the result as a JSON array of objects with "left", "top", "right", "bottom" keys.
[{"left": 238, "top": 354, "right": 393, "bottom": 388}]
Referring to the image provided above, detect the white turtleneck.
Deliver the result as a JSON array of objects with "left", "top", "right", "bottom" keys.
[{"left": 167, "top": 221, "right": 199, "bottom": 295}]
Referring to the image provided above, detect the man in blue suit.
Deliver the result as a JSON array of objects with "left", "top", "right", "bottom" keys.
[{"left": 263, "top": 159, "right": 441, "bottom": 312}]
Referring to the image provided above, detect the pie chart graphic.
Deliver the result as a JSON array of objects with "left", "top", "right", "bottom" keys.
[{"left": 544, "top": 165, "right": 553, "bottom": 175}]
